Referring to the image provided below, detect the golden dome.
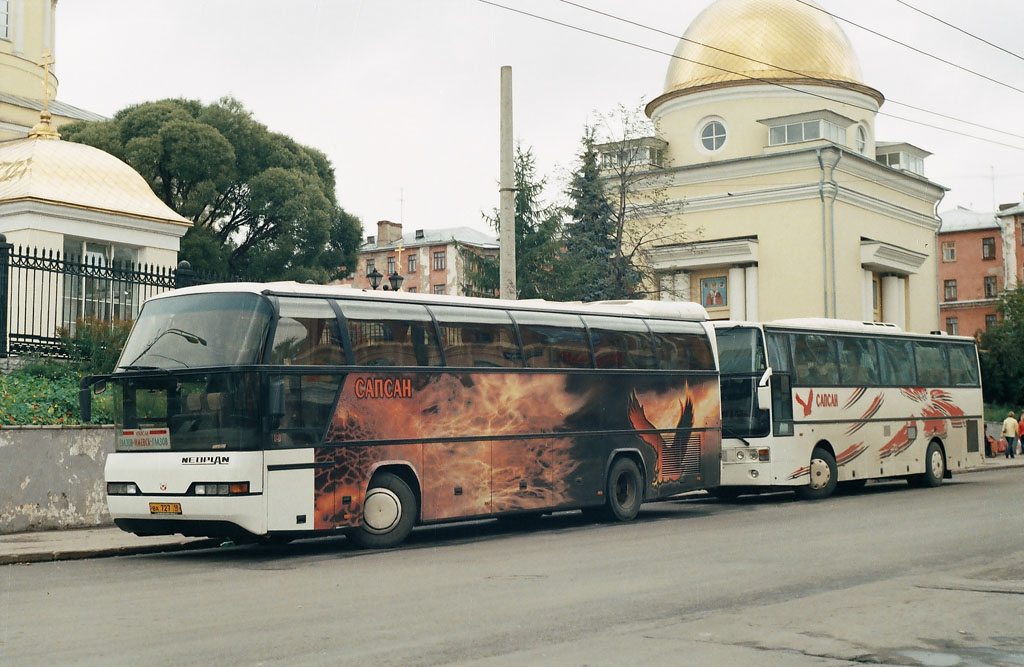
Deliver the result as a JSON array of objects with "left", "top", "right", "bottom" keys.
[
  {"left": 0, "top": 136, "right": 190, "bottom": 225},
  {"left": 652, "top": 0, "right": 882, "bottom": 109}
]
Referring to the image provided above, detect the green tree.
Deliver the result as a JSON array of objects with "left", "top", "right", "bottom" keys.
[
  {"left": 461, "top": 145, "right": 563, "bottom": 299},
  {"left": 979, "top": 287, "right": 1024, "bottom": 404},
  {"left": 560, "top": 128, "right": 638, "bottom": 301},
  {"left": 60, "top": 97, "right": 362, "bottom": 281}
]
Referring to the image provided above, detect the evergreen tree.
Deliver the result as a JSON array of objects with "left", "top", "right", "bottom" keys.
[
  {"left": 560, "top": 129, "right": 640, "bottom": 301},
  {"left": 461, "top": 145, "right": 563, "bottom": 299}
]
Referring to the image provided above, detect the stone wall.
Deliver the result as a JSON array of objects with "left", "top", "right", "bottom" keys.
[{"left": 0, "top": 426, "right": 115, "bottom": 533}]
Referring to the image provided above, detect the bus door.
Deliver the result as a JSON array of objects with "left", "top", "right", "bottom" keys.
[
  {"left": 715, "top": 326, "right": 771, "bottom": 442},
  {"left": 765, "top": 331, "right": 795, "bottom": 437}
]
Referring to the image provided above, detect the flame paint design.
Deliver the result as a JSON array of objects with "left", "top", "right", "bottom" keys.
[
  {"left": 843, "top": 387, "right": 867, "bottom": 410},
  {"left": 836, "top": 443, "right": 868, "bottom": 466},
  {"left": 879, "top": 421, "right": 916, "bottom": 459},
  {"left": 314, "top": 371, "right": 721, "bottom": 529},
  {"left": 845, "top": 393, "right": 884, "bottom": 435}
]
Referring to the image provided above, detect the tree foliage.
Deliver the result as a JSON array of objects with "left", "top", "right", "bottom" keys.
[
  {"left": 584, "top": 103, "right": 696, "bottom": 299},
  {"left": 461, "top": 145, "right": 563, "bottom": 299},
  {"left": 559, "top": 128, "right": 636, "bottom": 301},
  {"left": 978, "top": 287, "right": 1024, "bottom": 404},
  {"left": 61, "top": 97, "right": 362, "bottom": 281}
]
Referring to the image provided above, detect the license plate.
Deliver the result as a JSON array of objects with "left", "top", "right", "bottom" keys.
[
  {"left": 149, "top": 502, "right": 182, "bottom": 515},
  {"left": 118, "top": 428, "right": 171, "bottom": 451}
]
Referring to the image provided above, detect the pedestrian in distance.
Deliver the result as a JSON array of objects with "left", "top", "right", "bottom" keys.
[
  {"left": 1018, "top": 412, "right": 1024, "bottom": 456},
  {"left": 1001, "top": 411, "right": 1018, "bottom": 459}
]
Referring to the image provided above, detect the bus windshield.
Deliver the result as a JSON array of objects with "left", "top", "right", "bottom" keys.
[{"left": 117, "top": 293, "right": 273, "bottom": 370}]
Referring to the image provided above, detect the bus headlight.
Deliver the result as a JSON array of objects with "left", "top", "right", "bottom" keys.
[
  {"left": 736, "top": 451, "right": 745, "bottom": 461},
  {"left": 107, "top": 482, "right": 139, "bottom": 495},
  {"left": 191, "top": 482, "right": 249, "bottom": 496}
]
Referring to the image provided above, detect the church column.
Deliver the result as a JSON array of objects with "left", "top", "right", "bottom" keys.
[
  {"left": 744, "top": 265, "right": 759, "bottom": 321},
  {"left": 728, "top": 266, "right": 746, "bottom": 320},
  {"left": 862, "top": 269, "right": 874, "bottom": 321},
  {"left": 881, "top": 275, "right": 903, "bottom": 329}
]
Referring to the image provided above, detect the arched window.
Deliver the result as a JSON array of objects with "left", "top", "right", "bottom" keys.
[{"left": 856, "top": 125, "right": 867, "bottom": 153}]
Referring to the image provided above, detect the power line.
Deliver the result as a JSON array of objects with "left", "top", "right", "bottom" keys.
[
  {"left": 556, "top": 0, "right": 1024, "bottom": 143},
  {"left": 476, "top": 0, "right": 1024, "bottom": 152},
  {"left": 793, "top": 0, "right": 1024, "bottom": 96},
  {"left": 894, "top": 0, "right": 1024, "bottom": 64}
]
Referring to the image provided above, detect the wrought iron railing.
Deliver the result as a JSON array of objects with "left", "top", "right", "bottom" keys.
[{"left": 0, "top": 235, "right": 216, "bottom": 358}]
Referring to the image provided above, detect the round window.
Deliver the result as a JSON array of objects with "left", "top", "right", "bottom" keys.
[{"left": 700, "top": 121, "right": 727, "bottom": 152}]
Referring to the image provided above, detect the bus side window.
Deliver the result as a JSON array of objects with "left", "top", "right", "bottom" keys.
[
  {"left": 914, "top": 341, "right": 950, "bottom": 386},
  {"left": 270, "top": 298, "right": 344, "bottom": 366},
  {"left": 877, "top": 338, "right": 916, "bottom": 385},
  {"left": 765, "top": 331, "right": 792, "bottom": 373},
  {"left": 792, "top": 334, "right": 838, "bottom": 385},
  {"left": 948, "top": 343, "right": 980, "bottom": 386},
  {"left": 340, "top": 301, "right": 442, "bottom": 367},
  {"left": 583, "top": 315, "right": 657, "bottom": 370},
  {"left": 838, "top": 336, "right": 880, "bottom": 385},
  {"left": 429, "top": 305, "right": 521, "bottom": 368},
  {"left": 648, "top": 321, "right": 715, "bottom": 371},
  {"left": 511, "top": 312, "right": 591, "bottom": 369}
]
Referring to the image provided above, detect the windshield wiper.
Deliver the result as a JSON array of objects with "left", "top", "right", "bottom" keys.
[{"left": 122, "top": 328, "right": 208, "bottom": 368}]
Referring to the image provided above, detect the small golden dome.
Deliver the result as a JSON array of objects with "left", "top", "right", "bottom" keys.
[
  {"left": 653, "top": 0, "right": 882, "bottom": 108},
  {"left": 0, "top": 136, "right": 190, "bottom": 225}
]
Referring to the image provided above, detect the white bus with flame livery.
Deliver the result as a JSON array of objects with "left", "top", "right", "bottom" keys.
[
  {"left": 712, "top": 319, "right": 984, "bottom": 499},
  {"left": 84, "top": 283, "right": 722, "bottom": 548}
]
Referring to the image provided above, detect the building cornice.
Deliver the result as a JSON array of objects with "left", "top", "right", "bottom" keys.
[
  {"left": 647, "top": 80, "right": 884, "bottom": 119},
  {"left": 0, "top": 199, "right": 191, "bottom": 238},
  {"left": 861, "top": 239, "right": 928, "bottom": 275},
  {"left": 647, "top": 237, "right": 758, "bottom": 271},
  {"left": 0, "top": 197, "right": 192, "bottom": 228}
]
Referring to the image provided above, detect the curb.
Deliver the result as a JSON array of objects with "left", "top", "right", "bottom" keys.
[{"left": 0, "top": 537, "right": 219, "bottom": 566}]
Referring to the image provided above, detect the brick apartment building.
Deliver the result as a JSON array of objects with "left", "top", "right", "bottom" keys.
[
  {"left": 938, "top": 199, "right": 1024, "bottom": 336},
  {"left": 338, "top": 220, "right": 498, "bottom": 295}
]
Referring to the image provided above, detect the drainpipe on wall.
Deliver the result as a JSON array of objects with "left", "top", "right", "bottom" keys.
[
  {"left": 933, "top": 190, "right": 946, "bottom": 332},
  {"left": 817, "top": 149, "right": 828, "bottom": 316}
]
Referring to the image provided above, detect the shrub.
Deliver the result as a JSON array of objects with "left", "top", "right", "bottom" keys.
[
  {"left": 58, "top": 317, "right": 133, "bottom": 376},
  {"left": 0, "top": 370, "right": 114, "bottom": 425}
]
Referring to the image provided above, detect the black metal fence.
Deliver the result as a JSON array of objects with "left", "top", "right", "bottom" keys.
[{"left": 0, "top": 236, "right": 212, "bottom": 358}]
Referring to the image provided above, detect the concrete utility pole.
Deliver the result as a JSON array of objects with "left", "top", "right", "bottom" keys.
[{"left": 499, "top": 66, "right": 516, "bottom": 300}]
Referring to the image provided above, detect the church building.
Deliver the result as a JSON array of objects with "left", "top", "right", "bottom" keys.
[{"left": 627, "top": 0, "right": 945, "bottom": 332}]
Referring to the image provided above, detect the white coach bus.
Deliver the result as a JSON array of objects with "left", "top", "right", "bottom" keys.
[{"left": 712, "top": 319, "right": 984, "bottom": 500}]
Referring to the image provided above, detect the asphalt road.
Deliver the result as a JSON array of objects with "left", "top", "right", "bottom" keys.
[{"left": 2, "top": 469, "right": 1023, "bottom": 666}]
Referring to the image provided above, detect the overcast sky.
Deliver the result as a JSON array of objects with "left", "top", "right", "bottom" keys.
[{"left": 54, "top": 0, "right": 1024, "bottom": 238}]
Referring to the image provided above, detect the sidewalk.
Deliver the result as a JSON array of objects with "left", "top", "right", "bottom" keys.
[{"left": 3, "top": 457, "right": 1022, "bottom": 566}]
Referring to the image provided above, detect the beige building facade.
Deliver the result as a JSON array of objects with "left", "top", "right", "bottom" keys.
[{"left": 632, "top": 0, "right": 946, "bottom": 333}]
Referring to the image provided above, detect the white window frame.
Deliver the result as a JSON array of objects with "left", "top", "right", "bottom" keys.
[{"left": 696, "top": 118, "right": 727, "bottom": 154}]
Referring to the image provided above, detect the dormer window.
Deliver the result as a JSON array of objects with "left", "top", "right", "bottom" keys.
[
  {"left": 759, "top": 110, "right": 854, "bottom": 149},
  {"left": 597, "top": 137, "right": 667, "bottom": 170},
  {"left": 874, "top": 142, "right": 930, "bottom": 177},
  {"left": 876, "top": 152, "right": 924, "bottom": 176}
]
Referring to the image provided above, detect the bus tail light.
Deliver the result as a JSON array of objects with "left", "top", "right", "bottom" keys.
[
  {"left": 107, "top": 482, "right": 139, "bottom": 495},
  {"left": 192, "top": 482, "right": 250, "bottom": 496}
]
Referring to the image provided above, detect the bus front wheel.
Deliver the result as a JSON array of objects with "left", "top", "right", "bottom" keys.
[
  {"left": 911, "top": 441, "right": 945, "bottom": 488},
  {"left": 350, "top": 472, "right": 417, "bottom": 549},
  {"left": 601, "top": 457, "right": 644, "bottom": 522},
  {"left": 795, "top": 447, "right": 837, "bottom": 500}
]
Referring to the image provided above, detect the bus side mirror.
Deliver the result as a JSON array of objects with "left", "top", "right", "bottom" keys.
[
  {"left": 79, "top": 376, "right": 108, "bottom": 423},
  {"left": 755, "top": 368, "right": 773, "bottom": 411}
]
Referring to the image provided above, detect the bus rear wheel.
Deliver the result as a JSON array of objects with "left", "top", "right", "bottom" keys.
[
  {"left": 910, "top": 441, "right": 945, "bottom": 488},
  {"left": 350, "top": 472, "right": 417, "bottom": 549},
  {"left": 794, "top": 447, "right": 837, "bottom": 500},
  {"left": 599, "top": 457, "right": 644, "bottom": 522}
]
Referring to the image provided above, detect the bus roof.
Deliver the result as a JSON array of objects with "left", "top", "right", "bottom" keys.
[
  {"left": 152, "top": 282, "right": 711, "bottom": 322},
  {"left": 714, "top": 318, "right": 977, "bottom": 343}
]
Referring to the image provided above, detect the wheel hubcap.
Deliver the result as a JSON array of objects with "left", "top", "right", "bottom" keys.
[
  {"left": 930, "top": 450, "right": 944, "bottom": 477},
  {"left": 363, "top": 488, "right": 402, "bottom": 534},
  {"left": 808, "top": 457, "right": 832, "bottom": 490},
  {"left": 614, "top": 473, "right": 635, "bottom": 506}
]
